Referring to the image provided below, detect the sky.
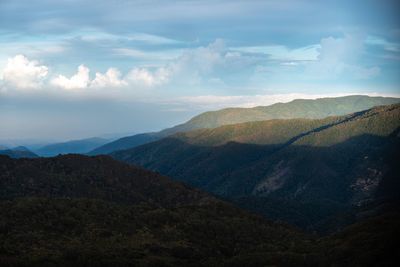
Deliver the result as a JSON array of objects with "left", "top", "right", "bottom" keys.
[{"left": 0, "top": 0, "right": 400, "bottom": 142}]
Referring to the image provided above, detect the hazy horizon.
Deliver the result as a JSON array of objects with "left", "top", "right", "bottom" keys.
[{"left": 1, "top": 0, "right": 400, "bottom": 141}]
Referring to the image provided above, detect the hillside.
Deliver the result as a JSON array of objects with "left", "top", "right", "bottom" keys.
[
  {"left": 91, "top": 95, "right": 400, "bottom": 155},
  {"left": 1, "top": 154, "right": 398, "bottom": 266},
  {"left": 0, "top": 154, "right": 318, "bottom": 267},
  {"left": 89, "top": 133, "right": 159, "bottom": 155},
  {"left": 113, "top": 104, "right": 400, "bottom": 232},
  {"left": 165, "top": 95, "right": 400, "bottom": 133}
]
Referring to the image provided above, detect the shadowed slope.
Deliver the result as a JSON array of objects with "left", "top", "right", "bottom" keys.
[
  {"left": 112, "top": 104, "right": 400, "bottom": 231},
  {"left": 0, "top": 154, "right": 316, "bottom": 267}
]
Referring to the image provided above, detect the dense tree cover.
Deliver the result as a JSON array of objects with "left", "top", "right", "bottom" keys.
[
  {"left": 90, "top": 95, "right": 400, "bottom": 155},
  {"left": 113, "top": 104, "right": 400, "bottom": 232},
  {"left": 0, "top": 155, "right": 313, "bottom": 266},
  {"left": 317, "top": 212, "right": 400, "bottom": 267},
  {"left": 1, "top": 154, "right": 398, "bottom": 266},
  {"left": 166, "top": 95, "right": 399, "bottom": 131}
]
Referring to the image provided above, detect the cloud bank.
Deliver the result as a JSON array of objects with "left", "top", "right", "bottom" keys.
[
  {"left": 0, "top": 55, "right": 48, "bottom": 90},
  {"left": 51, "top": 65, "right": 90, "bottom": 90},
  {"left": 0, "top": 34, "right": 393, "bottom": 96}
]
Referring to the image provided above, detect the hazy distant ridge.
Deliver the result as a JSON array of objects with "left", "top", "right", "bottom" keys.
[{"left": 91, "top": 95, "right": 400, "bottom": 155}]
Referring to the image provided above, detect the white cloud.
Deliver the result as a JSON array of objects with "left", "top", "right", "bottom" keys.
[
  {"left": 78, "top": 29, "right": 182, "bottom": 45},
  {"left": 49, "top": 64, "right": 167, "bottom": 90},
  {"left": 51, "top": 65, "right": 90, "bottom": 90},
  {"left": 91, "top": 68, "right": 127, "bottom": 88},
  {"left": 232, "top": 44, "right": 320, "bottom": 61},
  {"left": 351, "top": 66, "right": 380, "bottom": 79},
  {"left": 365, "top": 36, "right": 400, "bottom": 53},
  {"left": 306, "top": 34, "right": 380, "bottom": 79},
  {"left": 0, "top": 40, "right": 262, "bottom": 94},
  {"left": 318, "top": 34, "right": 363, "bottom": 64},
  {"left": 112, "top": 48, "right": 184, "bottom": 62},
  {"left": 155, "top": 39, "right": 259, "bottom": 88},
  {"left": 113, "top": 39, "right": 250, "bottom": 89},
  {"left": 0, "top": 55, "right": 48, "bottom": 89},
  {"left": 280, "top": 62, "right": 299, "bottom": 66},
  {"left": 125, "top": 67, "right": 170, "bottom": 87},
  {"left": 126, "top": 33, "right": 182, "bottom": 45}
]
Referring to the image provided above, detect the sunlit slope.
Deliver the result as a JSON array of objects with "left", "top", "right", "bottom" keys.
[
  {"left": 90, "top": 95, "right": 400, "bottom": 155},
  {"left": 166, "top": 95, "right": 400, "bottom": 133},
  {"left": 113, "top": 104, "right": 400, "bottom": 231}
]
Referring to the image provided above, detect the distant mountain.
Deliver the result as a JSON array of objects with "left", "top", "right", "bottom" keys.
[
  {"left": 36, "top": 137, "right": 110, "bottom": 156},
  {"left": 0, "top": 146, "right": 38, "bottom": 158},
  {"left": 89, "top": 133, "right": 159, "bottom": 155},
  {"left": 165, "top": 95, "right": 400, "bottom": 133},
  {"left": 91, "top": 95, "right": 400, "bottom": 155},
  {"left": 113, "top": 104, "right": 400, "bottom": 232},
  {"left": 12, "top": 146, "right": 31, "bottom": 151}
]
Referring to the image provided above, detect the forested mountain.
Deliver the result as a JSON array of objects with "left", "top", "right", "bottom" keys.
[
  {"left": 1, "top": 154, "right": 398, "bottom": 266},
  {"left": 90, "top": 95, "right": 399, "bottom": 155},
  {"left": 164, "top": 95, "right": 400, "bottom": 134},
  {"left": 35, "top": 137, "right": 110, "bottom": 157},
  {"left": 113, "top": 104, "right": 400, "bottom": 232},
  {"left": 0, "top": 155, "right": 312, "bottom": 266}
]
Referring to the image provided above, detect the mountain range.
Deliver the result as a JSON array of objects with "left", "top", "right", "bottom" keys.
[
  {"left": 0, "top": 146, "right": 38, "bottom": 158},
  {"left": 1, "top": 95, "right": 399, "bottom": 266},
  {"left": 1, "top": 154, "right": 398, "bottom": 266},
  {"left": 112, "top": 103, "right": 400, "bottom": 232},
  {"left": 35, "top": 137, "right": 110, "bottom": 157},
  {"left": 90, "top": 95, "right": 400, "bottom": 155}
]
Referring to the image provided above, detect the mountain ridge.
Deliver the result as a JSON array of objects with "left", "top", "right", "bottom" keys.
[
  {"left": 165, "top": 95, "right": 400, "bottom": 133},
  {"left": 90, "top": 95, "right": 400, "bottom": 155},
  {"left": 0, "top": 146, "right": 38, "bottom": 158},
  {"left": 36, "top": 137, "right": 110, "bottom": 157},
  {"left": 112, "top": 103, "right": 400, "bottom": 232}
]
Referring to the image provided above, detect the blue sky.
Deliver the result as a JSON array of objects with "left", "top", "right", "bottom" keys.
[{"left": 0, "top": 0, "right": 399, "bottom": 142}]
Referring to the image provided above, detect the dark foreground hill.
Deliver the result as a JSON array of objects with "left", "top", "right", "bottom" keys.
[
  {"left": 113, "top": 104, "right": 400, "bottom": 233},
  {"left": 0, "top": 154, "right": 311, "bottom": 267},
  {"left": 1, "top": 154, "right": 399, "bottom": 267},
  {"left": 90, "top": 95, "right": 400, "bottom": 155}
]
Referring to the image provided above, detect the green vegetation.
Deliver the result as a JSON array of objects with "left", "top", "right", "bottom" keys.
[
  {"left": 113, "top": 104, "right": 400, "bottom": 232},
  {"left": 0, "top": 155, "right": 315, "bottom": 267},
  {"left": 167, "top": 95, "right": 400, "bottom": 131},
  {"left": 90, "top": 95, "right": 400, "bottom": 154},
  {"left": 1, "top": 154, "right": 398, "bottom": 266},
  {"left": 172, "top": 103, "right": 400, "bottom": 147}
]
